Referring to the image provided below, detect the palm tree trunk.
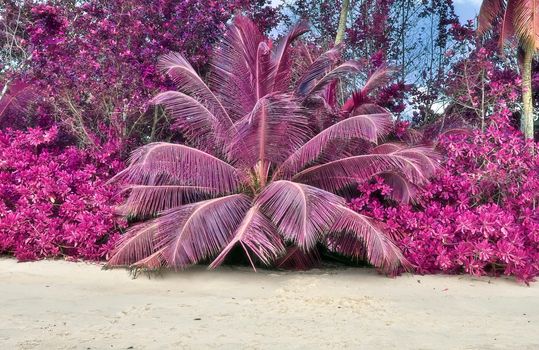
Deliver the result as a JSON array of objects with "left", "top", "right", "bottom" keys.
[
  {"left": 335, "top": 0, "right": 350, "bottom": 45},
  {"left": 521, "top": 48, "right": 535, "bottom": 139}
]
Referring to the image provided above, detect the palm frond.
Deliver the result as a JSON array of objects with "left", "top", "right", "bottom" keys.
[
  {"left": 378, "top": 172, "right": 418, "bottom": 203},
  {"left": 370, "top": 142, "right": 404, "bottom": 154},
  {"left": 513, "top": 0, "right": 539, "bottom": 49},
  {"left": 298, "top": 60, "right": 363, "bottom": 98},
  {"left": 341, "top": 67, "right": 394, "bottom": 113},
  {"left": 372, "top": 144, "right": 441, "bottom": 181},
  {"left": 118, "top": 185, "right": 217, "bottom": 217},
  {"left": 276, "top": 113, "right": 393, "bottom": 179},
  {"left": 328, "top": 205, "right": 409, "bottom": 273},
  {"left": 113, "top": 142, "right": 243, "bottom": 193},
  {"left": 478, "top": 0, "right": 504, "bottom": 35},
  {"left": 209, "top": 205, "right": 285, "bottom": 270},
  {"left": 256, "top": 181, "right": 345, "bottom": 250},
  {"left": 255, "top": 42, "right": 277, "bottom": 99},
  {"left": 107, "top": 221, "right": 159, "bottom": 267},
  {"left": 272, "top": 21, "right": 310, "bottom": 91},
  {"left": 158, "top": 52, "right": 233, "bottom": 129},
  {"left": 361, "top": 66, "right": 395, "bottom": 95},
  {"left": 151, "top": 91, "right": 226, "bottom": 152},
  {"left": 295, "top": 46, "right": 342, "bottom": 96},
  {"left": 293, "top": 150, "right": 433, "bottom": 193},
  {"left": 112, "top": 194, "right": 251, "bottom": 269},
  {"left": 499, "top": 1, "right": 517, "bottom": 46},
  {"left": 209, "top": 16, "right": 265, "bottom": 119},
  {"left": 227, "top": 94, "right": 310, "bottom": 166},
  {"left": 161, "top": 194, "right": 252, "bottom": 268},
  {"left": 130, "top": 248, "right": 167, "bottom": 270},
  {"left": 478, "top": 0, "right": 539, "bottom": 50}
]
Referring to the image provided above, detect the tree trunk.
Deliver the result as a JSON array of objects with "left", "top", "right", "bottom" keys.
[
  {"left": 335, "top": 0, "right": 350, "bottom": 45},
  {"left": 521, "top": 48, "right": 535, "bottom": 139}
]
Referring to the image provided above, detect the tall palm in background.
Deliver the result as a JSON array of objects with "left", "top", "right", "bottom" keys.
[
  {"left": 107, "top": 17, "right": 438, "bottom": 273},
  {"left": 478, "top": 0, "right": 539, "bottom": 139},
  {"left": 335, "top": 0, "right": 350, "bottom": 45}
]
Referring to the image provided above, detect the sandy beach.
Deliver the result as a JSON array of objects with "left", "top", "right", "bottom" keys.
[{"left": 1, "top": 258, "right": 538, "bottom": 350}]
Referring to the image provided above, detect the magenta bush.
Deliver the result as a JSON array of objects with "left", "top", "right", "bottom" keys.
[
  {"left": 351, "top": 110, "right": 539, "bottom": 283},
  {"left": 0, "top": 127, "right": 127, "bottom": 261}
]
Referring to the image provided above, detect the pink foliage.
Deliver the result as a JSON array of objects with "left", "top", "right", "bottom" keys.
[
  {"left": 21, "top": 0, "right": 279, "bottom": 144},
  {"left": 0, "top": 127, "right": 127, "bottom": 261},
  {"left": 351, "top": 110, "right": 539, "bottom": 283}
]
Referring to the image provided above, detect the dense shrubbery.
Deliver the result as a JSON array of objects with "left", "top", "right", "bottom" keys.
[
  {"left": 1, "top": 1, "right": 538, "bottom": 283},
  {"left": 0, "top": 127, "right": 126, "bottom": 261},
  {"left": 350, "top": 111, "right": 539, "bottom": 283}
]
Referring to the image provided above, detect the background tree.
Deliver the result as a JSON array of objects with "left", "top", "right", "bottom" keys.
[
  {"left": 286, "top": 0, "right": 460, "bottom": 119},
  {"left": 478, "top": 0, "right": 539, "bottom": 139},
  {"left": 335, "top": 0, "right": 350, "bottom": 44},
  {"left": 1, "top": 0, "right": 280, "bottom": 146}
]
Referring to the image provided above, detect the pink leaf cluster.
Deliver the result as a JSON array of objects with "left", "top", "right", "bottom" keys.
[
  {"left": 0, "top": 127, "right": 127, "bottom": 261},
  {"left": 351, "top": 110, "right": 539, "bottom": 283}
]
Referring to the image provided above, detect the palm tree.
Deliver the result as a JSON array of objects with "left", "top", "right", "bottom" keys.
[
  {"left": 478, "top": 0, "right": 538, "bottom": 139},
  {"left": 107, "top": 17, "right": 438, "bottom": 273},
  {"left": 335, "top": 0, "right": 351, "bottom": 45}
]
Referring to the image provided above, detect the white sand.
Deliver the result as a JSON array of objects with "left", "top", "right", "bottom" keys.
[{"left": 1, "top": 259, "right": 538, "bottom": 350}]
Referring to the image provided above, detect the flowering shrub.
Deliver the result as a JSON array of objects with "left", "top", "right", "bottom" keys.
[
  {"left": 0, "top": 127, "right": 127, "bottom": 261},
  {"left": 351, "top": 111, "right": 539, "bottom": 283},
  {"left": 10, "top": 0, "right": 279, "bottom": 145}
]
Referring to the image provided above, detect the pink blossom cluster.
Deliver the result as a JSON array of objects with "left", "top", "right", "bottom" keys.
[
  {"left": 0, "top": 127, "right": 127, "bottom": 261},
  {"left": 351, "top": 111, "right": 539, "bottom": 283}
]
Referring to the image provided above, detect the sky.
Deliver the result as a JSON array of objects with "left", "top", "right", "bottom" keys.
[
  {"left": 270, "top": 1, "right": 483, "bottom": 24},
  {"left": 454, "top": 0, "right": 482, "bottom": 23}
]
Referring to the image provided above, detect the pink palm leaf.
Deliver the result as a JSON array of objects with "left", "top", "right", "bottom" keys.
[
  {"left": 113, "top": 142, "right": 242, "bottom": 192},
  {"left": 478, "top": 0, "right": 539, "bottom": 50},
  {"left": 227, "top": 94, "right": 310, "bottom": 167},
  {"left": 157, "top": 52, "right": 233, "bottom": 128},
  {"left": 327, "top": 205, "right": 410, "bottom": 273},
  {"left": 256, "top": 181, "right": 345, "bottom": 250},
  {"left": 209, "top": 205, "right": 285, "bottom": 270},
  {"left": 272, "top": 21, "right": 310, "bottom": 91},
  {"left": 275, "top": 112, "right": 394, "bottom": 178},
  {"left": 292, "top": 150, "right": 434, "bottom": 193},
  {"left": 341, "top": 66, "right": 395, "bottom": 114}
]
